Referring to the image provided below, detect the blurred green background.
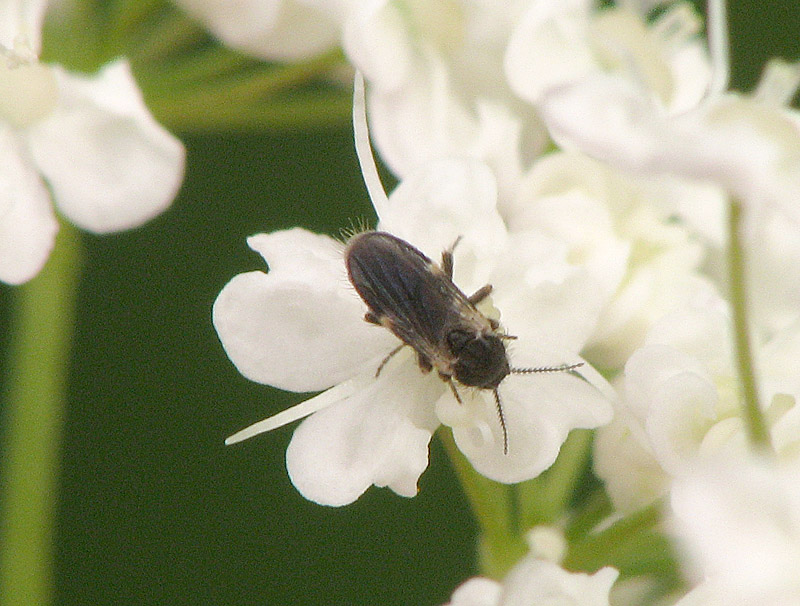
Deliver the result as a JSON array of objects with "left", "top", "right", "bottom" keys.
[{"left": 1, "top": 1, "right": 799, "bottom": 604}]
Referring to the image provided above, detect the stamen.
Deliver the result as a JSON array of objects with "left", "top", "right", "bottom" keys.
[
  {"left": 705, "top": 0, "right": 730, "bottom": 100},
  {"left": 651, "top": 4, "right": 702, "bottom": 53},
  {"left": 225, "top": 380, "right": 359, "bottom": 445},
  {"left": 353, "top": 71, "right": 389, "bottom": 219}
]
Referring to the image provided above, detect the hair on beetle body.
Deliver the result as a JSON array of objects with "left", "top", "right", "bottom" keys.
[{"left": 344, "top": 231, "right": 583, "bottom": 455}]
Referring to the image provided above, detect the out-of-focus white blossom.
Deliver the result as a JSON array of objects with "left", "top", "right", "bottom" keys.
[
  {"left": 670, "top": 457, "right": 800, "bottom": 606},
  {"left": 595, "top": 301, "right": 800, "bottom": 512},
  {"left": 215, "top": 156, "right": 613, "bottom": 505},
  {"left": 505, "top": 1, "right": 710, "bottom": 112},
  {"left": 445, "top": 539, "right": 618, "bottom": 606},
  {"left": 344, "top": 1, "right": 542, "bottom": 200},
  {"left": 0, "top": 0, "right": 185, "bottom": 284},
  {"left": 172, "top": 0, "right": 344, "bottom": 61},
  {"left": 504, "top": 150, "right": 719, "bottom": 370},
  {"left": 172, "top": 0, "right": 546, "bottom": 205},
  {"left": 533, "top": 1, "right": 800, "bottom": 226}
]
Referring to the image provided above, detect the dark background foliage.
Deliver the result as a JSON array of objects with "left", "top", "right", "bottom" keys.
[{"left": 1, "top": 1, "right": 798, "bottom": 604}]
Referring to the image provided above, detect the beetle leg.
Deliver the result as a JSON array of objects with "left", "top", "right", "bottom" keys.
[
  {"left": 468, "top": 284, "right": 493, "bottom": 305},
  {"left": 441, "top": 236, "right": 463, "bottom": 279},
  {"left": 375, "top": 343, "right": 405, "bottom": 377},
  {"left": 416, "top": 352, "right": 433, "bottom": 374},
  {"left": 448, "top": 379, "right": 463, "bottom": 404}
]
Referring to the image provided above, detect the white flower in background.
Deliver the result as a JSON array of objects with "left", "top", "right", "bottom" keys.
[
  {"left": 214, "top": 157, "right": 613, "bottom": 506},
  {"left": 670, "top": 457, "right": 800, "bottom": 606},
  {"left": 0, "top": 0, "right": 185, "bottom": 284},
  {"left": 445, "top": 536, "right": 618, "bottom": 606},
  {"left": 505, "top": 0, "right": 711, "bottom": 112},
  {"left": 343, "top": 0, "right": 543, "bottom": 202},
  {"left": 171, "top": 0, "right": 545, "bottom": 206},
  {"left": 533, "top": 0, "right": 800, "bottom": 224},
  {"left": 737, "top": 193, "right": 800, "bottom": 340},
  {"left": 505, "top": 150, "right": 719, "bottom": 370},
  {"left": 594, "top": 301, "right": 800, "bottom": 512},
  {"left": 172, "top": 0, "right": 345, "bottom": 61}
]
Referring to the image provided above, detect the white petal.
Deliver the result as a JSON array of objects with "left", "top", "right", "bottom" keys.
[
  {"left": 504, "top": 0, "right": 595, "bottom": 103},
  {"left": 643, "top": 306, "right": 732, "bottom": 372},
  {"left": 379, "top": 158, "right": 508, "bottom": 292},
  {"left": 446, "top": 578, "right": 502, "bottom": 606},
  {"left": 0, "top": 126, "right": 57, "bottom": 284},
  {"left": 670, "top": 459, "right": 800, "bottom": 606},
  {"left": 760, "top": 320, "right": 800, "bottom": 399},
  {"left": 593, "top": 414, "right": 669, "bottom": 512},
  {"left": 27, "top": 60, "right": 185, "bottom": 233},
  {"left": 501, "top": 560, "right": 618, "bottom": 606},
  {"left": 491, "top": 234, "right": 603, "bottom": 356},
  {"left": 175, "top": 0, "right": 340, "bottom": 61},
  {"left": 541, "top": 76, "right": 800, "bottom": 223},
  {"left": 623, "top": 344, "right": 709, "bottom": 425},
  {"left": 343, "top": 0, "right": 413, "bottom": 91},
  {"left": 0, "top": 59, "right": 58, "bottom": 128},
  {"left": 539, "top": 74, "right": 668, "bottom": 171},
  {"left": 449, "top": 367, "right": 612, "bottom": 484},
  {"left": 366, "top": 72, "right": 469, "bottom": 176},
  {"left": 213, "top": 228, "right": 396, "bottom": 392},
  {"left": 286, "top": 358, "right": 441, "bottom": 506},
  {"left": 0, "top": 0, "right": 47, "bottom": 54},
  {"left": 644, "top": 370, "right": 720, "bottom": 474}
]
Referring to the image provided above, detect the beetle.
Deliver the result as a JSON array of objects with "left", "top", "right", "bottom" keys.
[{"left": 344, "top": 231, "right": 582, "bottom": 454}]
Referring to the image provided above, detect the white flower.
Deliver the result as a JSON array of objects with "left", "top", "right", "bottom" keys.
[
  {"left": 533, "top": 1, "right": 800, "bottom": 224},
  {"left": 173, "top": 0, "right": 543, "bottom": 205},
  {"left": 172, "top": 0, "right": 345, "bottom": 61},
  {"left": 445, "top": 548, "right": 618, "bottom": 606},
  {"left": 737, "top": 197, "right": 800, "bottom": 339},
  {"left": 344, "top": 1, "right": 542, "bottom": 204},
  {"left": 505, "top": 0, "right": 710, "bottom": 112},
  {"left": 670, "top": 457, "right": 800, "bottom": 606},
  {"left": 504, "top": 150, "right": 719, "bottom": 370},
  {"left": 594, "top": 300, "right": 800, "bottom": 512},
  {"left": 214, "top": 157, "right": 613, "bottom": 505},
  {"left": 0, "top": 0, "right": 185, "bottom": 284}
]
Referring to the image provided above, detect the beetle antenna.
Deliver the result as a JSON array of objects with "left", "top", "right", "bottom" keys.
[
  {"left": 511, "top": 362, "right": 584, "bottom": 374},
  {"left": 493, "top": 388, "right": 509, "bottom": 455}
]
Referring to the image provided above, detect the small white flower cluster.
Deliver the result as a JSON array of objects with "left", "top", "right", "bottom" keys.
[
  {"left": 201, "top": 0, "right": 800, "bottom": 604},
  {"left": 0, "top": 0, "right": 185, "bottom": 284},
  {"left": 446, "top": 531, "right": 619, "bottom": 606}
]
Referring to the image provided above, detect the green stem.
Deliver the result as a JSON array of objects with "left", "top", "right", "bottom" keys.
[
  {"left": 438, "top": 430, "right": 527, "bottom": 578},
  {"left": 564, "top": 489, "right": 612, "bottom": 542},
  {"left": 727, "top": 200, "right": 772, "bottom": 452},
  {"left": 106, "top": 0, "right": 165, "bottom": 45},
  {"left": 150, "top": 93, "right": 353, "bottom": 133},
  {"left": 562, "top": 501, "right": 662, "bottom": 572},
  {"left": 0, "top": 223, "right": 83, "bottom": 606},
  {"left": 438, "top": 430, "right": 513, "bottom": 539},
  {"left": 516, "top": 429, "right": 593, "bottom": 528},
  {"left": 136, "top": 46, "right": 252, "bottom": 91},
  {"left": 129, "top": 7, "right": 206, "bottom": 64},
  {"left": 146, "top": 48, "right": 346, "bottom": 103}
]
